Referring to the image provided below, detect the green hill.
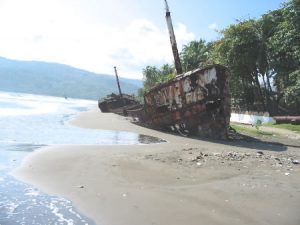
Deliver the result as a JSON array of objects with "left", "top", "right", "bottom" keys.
[{"left": 0, "top": 57, "right": 142, "bottom": 100}]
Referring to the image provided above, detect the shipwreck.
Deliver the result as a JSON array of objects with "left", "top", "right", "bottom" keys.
[
  {"left": 98, "top": 66, "right": 141, "bottom": 115},
  {"left": 128, "top": 0, "right": 230, "bottom": 139},
  {"left": 99, "top": 0, "right": 231, "bottom": 139},
  {"left": 128, "top": 65, "right": 231, "bottom": 139}
]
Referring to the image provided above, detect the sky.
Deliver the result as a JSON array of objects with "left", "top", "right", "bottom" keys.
[{"left": 0, "top": 0, "right": 286, "bottom": 80}]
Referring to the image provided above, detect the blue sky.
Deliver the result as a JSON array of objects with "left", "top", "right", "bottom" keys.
[
  {"left": 168, "top": 0, "right": 285, "bottom": 40},
  {"left": 135, "top": 0, "right": 285, "bottom": 41},
  {"left": 0, "top": 0, "right": 286, "bottom": 79}
]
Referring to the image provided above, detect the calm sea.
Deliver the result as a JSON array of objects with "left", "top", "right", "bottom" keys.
[{"left": 0, "top": 91, "right": 163, "bottom": 225}]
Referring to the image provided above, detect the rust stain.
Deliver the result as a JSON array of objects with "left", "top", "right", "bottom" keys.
[{"left": 128, "top": 65, "right": 231, "bottom": 139}]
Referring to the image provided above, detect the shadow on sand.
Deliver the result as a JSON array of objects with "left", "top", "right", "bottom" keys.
[
  {"left": 190, "top": 131, "right": 300, "bottom": 152},
  {"left": 134, "top": 120, "right": 299, "bottom": 152}
]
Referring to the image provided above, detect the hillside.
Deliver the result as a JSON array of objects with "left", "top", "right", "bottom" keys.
[{"left": 0, "top": 57, "right": 142, "bottom": 100}]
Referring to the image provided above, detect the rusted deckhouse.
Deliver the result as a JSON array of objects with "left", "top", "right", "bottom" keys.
[{"left": 130, "top": 65, "right": 231, "bottom": 139}]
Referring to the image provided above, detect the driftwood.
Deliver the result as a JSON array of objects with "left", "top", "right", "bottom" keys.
[{"left": 273, "top": 116, "right": 300, "bottom": 125}]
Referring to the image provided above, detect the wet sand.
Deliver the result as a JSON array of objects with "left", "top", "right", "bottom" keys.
[{"left": 13, "top": 110, "right": 300, "bottom": 225}]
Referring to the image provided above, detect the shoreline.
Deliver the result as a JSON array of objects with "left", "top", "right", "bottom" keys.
[{"left": 13, "top": 110, "right": 300, "bottom": 225}]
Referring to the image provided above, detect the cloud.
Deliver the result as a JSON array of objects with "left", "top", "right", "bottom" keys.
[
  {"left": 32, "top": 35, "right": 44, "bottom": 43},
  {"left": 208, "top": 22, "right": 218, "bottom": 31},
  {"left": 0, "top": 1, "right": 195, "bottom": 79},
  {"left": 106, "top": 20, "right": 195, "bottom": 78}
]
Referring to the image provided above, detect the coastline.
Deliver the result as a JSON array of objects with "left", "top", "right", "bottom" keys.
[{"left": 13, "top": 110, "right": 300, "bottom": 225}]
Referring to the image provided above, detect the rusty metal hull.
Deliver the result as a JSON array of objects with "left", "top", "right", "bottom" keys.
[
  {"left": 129, "top": 65, "right": 231, "bottom": 139},
  {"left": 98, "top": 93, "right": 141, "bottom": 115}
]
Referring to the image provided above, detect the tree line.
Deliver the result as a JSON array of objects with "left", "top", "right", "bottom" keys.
[{"left": 139, "top": 0, "right": 300, "bottom": 116}]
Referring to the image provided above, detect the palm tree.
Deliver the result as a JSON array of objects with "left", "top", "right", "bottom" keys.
[{"left": 180, "top": 39, "right": 212, "bottom": 72}]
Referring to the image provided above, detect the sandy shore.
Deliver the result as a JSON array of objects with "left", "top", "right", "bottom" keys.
[{"left": 13, "top": 110, "right": 300, "bottom": 225}]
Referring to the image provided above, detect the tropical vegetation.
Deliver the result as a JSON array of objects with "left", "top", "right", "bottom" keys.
[{"left": 139, "top": 0, "right": 300, "bottom": 115}]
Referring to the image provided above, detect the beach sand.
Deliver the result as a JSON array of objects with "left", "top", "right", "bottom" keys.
[{"left": 13, "top": 110, "right": 300, "bottom": 225}]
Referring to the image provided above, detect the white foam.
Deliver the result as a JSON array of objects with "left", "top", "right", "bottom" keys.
[
  {"left": 47, "top": 202, "right": 75, "bottom": 225},
  {"left": 6, "top": 202, "right": 19, "bottom": 215},
  {"left": 24, "top": 191, "right": 40, "bottom": 197}
]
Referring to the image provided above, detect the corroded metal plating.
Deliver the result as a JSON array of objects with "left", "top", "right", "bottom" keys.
[{"left": 128, "top": 65, "right": 231, "bottom": 139}]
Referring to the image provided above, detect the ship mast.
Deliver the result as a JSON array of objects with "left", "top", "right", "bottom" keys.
[
  {"left": 114, "top": 66, "right": 123, "bottom": 97},
  {"left": 164, "top": 0, "right": 183, "bottom": 75}
]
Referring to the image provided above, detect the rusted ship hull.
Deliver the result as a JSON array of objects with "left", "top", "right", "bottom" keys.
[
  {"left": 98, "top": 93, "right": 141, "bottom": 115},
  {"left": 128, "top": 65, "right": 231, "bottom": 139}
]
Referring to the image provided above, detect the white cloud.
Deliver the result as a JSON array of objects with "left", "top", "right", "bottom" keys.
[
  {"left": 0, "top": 1, "right": 195, "bottom": 79},
  {"left": 208, "top": 22, "right": 218, "bottom": 31},
  {"left": 110, "top": 20, "right": 195, "bottom": 69}
]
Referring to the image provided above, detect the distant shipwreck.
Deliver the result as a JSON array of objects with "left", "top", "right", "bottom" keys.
[
  {"left": 98, "top": 66, "right": 141, "bottom": 115},
  {"left": 98, "top": 0, "right": 231, "bottom": 139}
]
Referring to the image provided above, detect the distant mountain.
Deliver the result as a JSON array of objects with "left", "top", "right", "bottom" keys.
[{"left": 0, "top": 57, "right": 143, "bottom": 100}]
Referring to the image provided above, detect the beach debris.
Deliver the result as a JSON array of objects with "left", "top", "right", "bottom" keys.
[
  {"left": 196, "top": 155, "right": 203, "bottom": 160},
  {"left": 273, "top": 116, "right": 300, "bottom": 125},
  {"left": 143, "top": 147, "right": 299, "bottom": 171},
  {"left": 183, "top": 148, "right": 196, "bottom": 151}
]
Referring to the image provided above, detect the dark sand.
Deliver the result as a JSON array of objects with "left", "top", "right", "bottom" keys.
[{"left": 13, "top": 110, "right": 300, "bottom": 225}]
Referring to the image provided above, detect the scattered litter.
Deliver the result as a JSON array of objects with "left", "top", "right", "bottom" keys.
[{"left": 144, "top": 148, "right": 299, "bottom": 171}]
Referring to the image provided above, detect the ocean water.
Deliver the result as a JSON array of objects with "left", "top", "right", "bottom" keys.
[
  {"left": 0, "top": 91, "right": 164, "bottom": 225},
  {"left": 0, "top": 91, "right": 163, "bottom": 145}
]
